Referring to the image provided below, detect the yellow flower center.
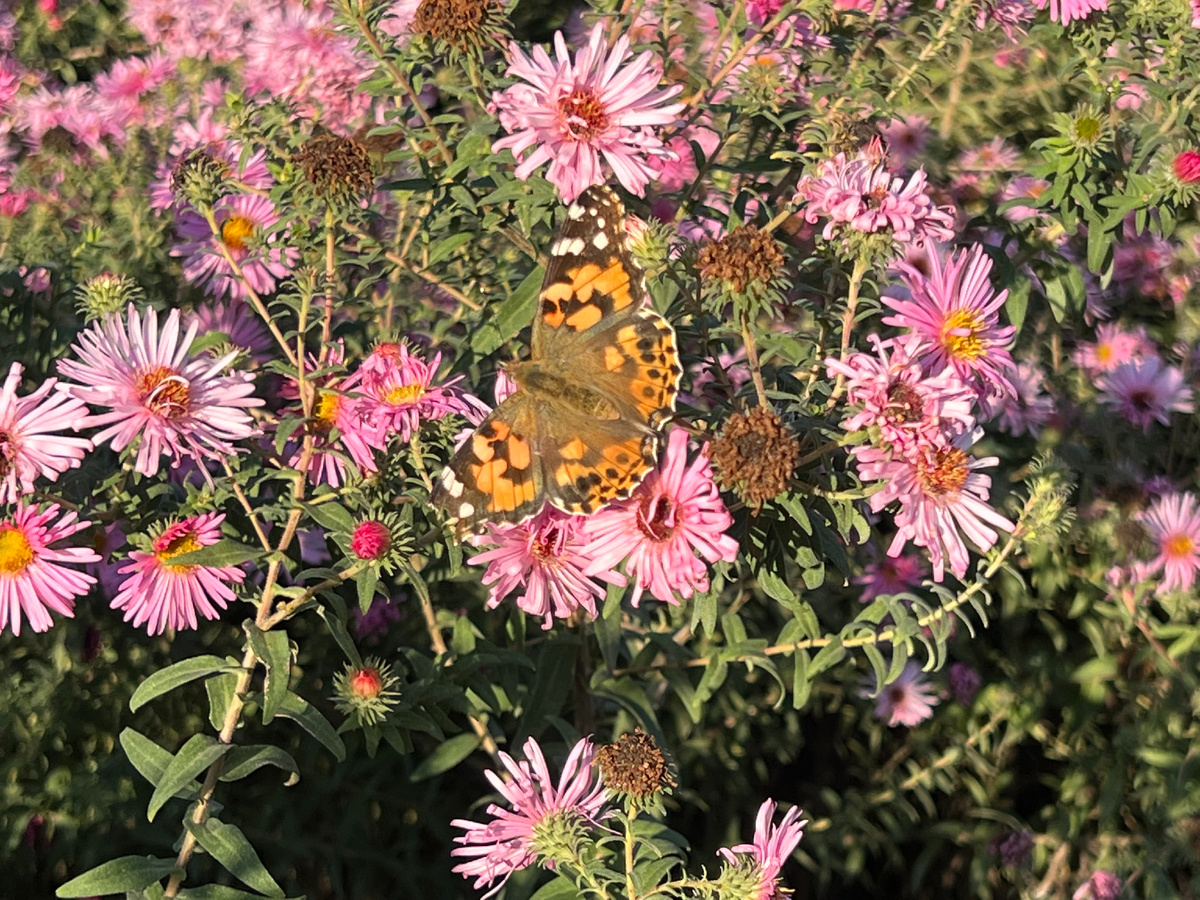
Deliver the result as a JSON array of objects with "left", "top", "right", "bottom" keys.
[
  {"left": 917, "top": 447, "right": 969, "bottom": 498},
  {"left": 135, "top": 365, "right": 190, "bottom": 419},
  {"left": 0, "top": 525, "right": 33, "bottom": 575},
  {"left": 156, "top": 530, "right": 202, "bottom": 570},
  {"left": 1165, "top": 534, "right": 1195, "bottom": 559},
  {"left": 558, "top": 89, "right": 609, "bottom": 142},
  {"left": 221, "top": 215, "right": 256, "bottom": 251},
  {"left": 314, "top": 390, "right": 341, "bottom": 432},
  {"left": 940, "top": 309, "right": 986, "bottom": 362},
  {"left": 385, "top": 383, "right": 425, "bottom": 406},
  {"left": 1096, "top": 343, "right": 1113, "bottom": 365}
]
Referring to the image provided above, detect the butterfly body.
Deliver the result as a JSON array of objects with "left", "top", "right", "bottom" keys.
[{"left": 432, "top": 186, "right": 681, "bottom": 530}]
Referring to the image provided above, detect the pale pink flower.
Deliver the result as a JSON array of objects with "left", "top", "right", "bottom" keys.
[
  {"left": 1072, "top": 322, "right": 1155, "bottom": 375},
  {"left": 1033, "top": 0, "right": 1106, "bottom": 24},
  {"left": 999, "top": 174, "right": 1050, "bottom": 221},
  {"left": 883, "top": 243, "right": 1018, "bottom": 416},
  {"left": 855, "top": 428, "right": 1015, "bottom": 582},
  {"left": 651, "top": 124, "right": 720, "bottom": 194},
  {"left": 1097, "top": 357, "right": 1193, "bottom": 432},
  {"left": 1074, "top": 871, "right": 1123, "bottom": 900},
  {"left": 354, "top": 342, "right": 488, "bottom": 443},
  {"left": 794, "top": 146, "right": 956, "bottom": 249},
  {"left": 489, "top": 24, "right": 684, "bottom": 202},
  {"left": 718, "top": 799, "right": 806, "bottom": 900},
  {"left": 0, "top": 362, "right": 93, "bottom": 503},
  {"left": 186, "top": 299, "right": 273, "bottom": 365},
  {"left": 452, "top": 736, "right": 607, "bottom": 898},
  {"left": 173, "top": 194, "right": 296, "bottom": 300},
  {"left": 0, "top": 503, "right": 99, "bottom": 636},
  {"left": 468, "top": 508, "right": 626, "bottom": 630},
  {"left": 854, "top": 551, "right": 928, "bottom": 601},
  {"left": 826, "top": 334, "right": 976, "bottom": 455},
  {"left": 864, "top": 661, "right": 939, "bottom": 726},
  {"left": 57, "top": 304, "right": 263, "bottom": 477},
  {"left": 995, "top": 361, "right": 1054, "bottom": 437},
  {"left": 880, "top": 115, "right": 930, "bottom": 170},
  {"left": 112, "top": 512, "right": 244, "bottom": 634},
  {"left": 1135, "top": 492, "right": 1200, "bottom": 595},
  {"left": 583, "top": 429, "right": 738, "bottom": 606},
  {"left": 125, "top": 0, "right": 252, "bottom": 63}
]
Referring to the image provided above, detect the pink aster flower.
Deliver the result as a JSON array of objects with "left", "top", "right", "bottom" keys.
[
  {"left": 883, "top": 243, "right": 1018, "bottom": 416},
  {"left": 864, "top": 661, "right": 939, "bottom": 727},
  {"left": 1033, "top": 0, "right": 1106, "bottom": 24},
  {"left": 125, "top": 0, "right": 252, "bottom": 63},
  {"left": 173, "top": 194, "right": 296, "bottom": 300},
  {"left": 186, "top": 298, "right": 273, "bottom": 365},
  {"left": 0, "top": 503, "right": 99, "bottom": 636},
  {"left": 489, "top": 23, "right": 684, "bottom": 202},
  {"left": 826, "top": 334, "right": 976, "bottom": 456},
  {"left": 1072, "top": 322, "right": 1155, "bottom": 375},
  {"left": 112, "top": 512, "right": 244, "bottom": 634},
  {"left": 57, "top": 304, "right": 263, "bottom": 478},
  {"left": 1074, "top": 871, "right": 1123, "bottom": 900},
  {"left": 468, "top": 508, "right": 626, "bottom": 630},
  {"left": 452, "top": 736, "right": 607, "bottom": 898},
  {"left": 995, "top": 361, "right": 1054, "bottom": 437},
  {"left": 1097, "top": 357, "right": 1193, "bottom": 432},
  {"left": 0, "top": 361, "right": 93, "bottom": 503},
  {"left": 793, "top": 145, "right": 956, "bottom": 249},
  {"left": 582, "top": 429, "right": 738, "bottom": 607},
  {"left": 880, "top": 115, "right": 931, "bottom": 171},
  {"left": 718, "top": 799, "right": 806, "bottom": 900},
  {"left": 1135, "top": 492, "right": 1200, "bottom": 595},
  {"left": 354, "top": 342, "right": 489, "bottom": 443},
  {"left": 853, "top": 550, "right": 928, "bottom": 601},
  {"left": 855, "top": 428, "right": 1015, "bottom": 582}
]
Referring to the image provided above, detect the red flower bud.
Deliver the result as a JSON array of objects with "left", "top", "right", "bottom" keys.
[
  {"left": 349, "top": 666, "right": 383, "bottom": 699},
  {"left": 1173, "top": 149, "right": 1200, "bottom": 184},
  {"left": 351, "top": 520, "right": 391, "bottom": 560}
]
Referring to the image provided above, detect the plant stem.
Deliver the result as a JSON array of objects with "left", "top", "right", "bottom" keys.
[
  {"left": 825, "top": 256, "right": 870, "bottom": 410},
  {"left": 740, "top": 311, "right": 771, "bottom": 410}
]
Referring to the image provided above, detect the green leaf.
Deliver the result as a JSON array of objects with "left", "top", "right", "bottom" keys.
[
  {"left": 471, "top": 265, "right": 544, "bottom": 356},
  {"left": 56, "top": 857, "right": 178, "bottom": 897},
  {"left": 427, "top": 232, "right": 474, "bottom": 266},
  {"left": 206, "top": 671, "right": 240, "bottom": 732},
  {"left": 276, "top": 692, "right": 346, "bottom": 761},
  {"left": 130, "top": 656, "right": 238, "bottom": 712},
  {"left": 178, "top": 887, "right": 292, "bottom": 900},
  {"left": 167, "top": 538, "right": 258, "bottom": 568},
  {"left": 315, "top": 606, "right": 362, "bottom": 668},
  {"left": 515, "top": 638, "right": 579, "bottom": 746},
  {"left": 529, "top": 876, "right": 585, "bottom": 899},
  {"left": 119, "top": 728, "right": 201, "bottom": 796},
  {"left": 410, "top": 732, "right": 480, "bottom": 781},
  {"left": 185, "top": 819, "right": 285, "bottom": 898},
  {"left": 303, "top": 501, "right": 355, "bottom": 534},
  {"left": 148, "top": 735, "right": 233, "bottom": 822},
  {"left": 219, "top": 745, "right": 300, "bottom": 786},
  {"left": 1005, "top": 279, "right": 1029, "bottom": 336},
  {"left": 356, "top": 565, "right": 380, "bottom": 615},
  {"left": 792, "top": 650, "right": 812, "bottom": 710},
  {"left": 245, "top": 623, "right": 291, "bottom": 724}
]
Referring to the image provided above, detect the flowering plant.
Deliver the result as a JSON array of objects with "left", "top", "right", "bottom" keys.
[{"left": 1, "top": 0, "right": 1198, "bottom": 897}]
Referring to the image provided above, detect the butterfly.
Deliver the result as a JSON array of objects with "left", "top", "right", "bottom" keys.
[{"left": 431, "top": 185, "right": 681, "bottom": 530}]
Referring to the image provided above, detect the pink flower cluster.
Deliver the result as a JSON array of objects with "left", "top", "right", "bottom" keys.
[
  {"left": 794, "top": 142, "right": 956, "bottom": 252},
  {"left": 829, "top": 244, "right": 1019, "bottom": 583},
  {"left": 1133, "top": 492, "right": 1200, "bottom": 596},
  {"left": 468, "top": 429, "right": 738, "bottom": 629}
]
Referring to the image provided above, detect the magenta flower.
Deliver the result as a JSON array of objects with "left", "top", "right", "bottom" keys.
[
  {"left": 112, "top": 512, "right": 245, "bottom": 634},
  {"left": 1073, "top": 871, "right": 1123, "bottom": 900},
  {"left": 452, "top": 736, "right": 607, "bottom": 897},
  {"left": 853, "top": 551, "right": 928, "bottom": 602},
  {"left": 0, "top": 503, "right": 99, "bottom": 636},
  {"left": 855, "top": 428, "right": 1014, "bottom": 582},
  {"left": 355, "top": 342, "right": 488, "bottom": 444},
  {"left": 0, "top": 361, "right": 93, "bottom": 503},
  {"left": 794, "top": 146, "right": 956, "bottom": 249},
  {"left": 1072, "top": 322, "right": 1155, "bottom": 376},
  {"left": 582, "top": 429, "right": 738, "bottom": 607},
  {"left": 826, "top": 335, "right": 976, "bottom": 456},
  {"left": 1135, "top": 492, "right": 1200, "bottom": 595},
  {"left": 718, "top": 798, "right": 806, "bottom": 900},
  {"left": 468, "top": 508, "right": 626, "bottom": 630},
  {"left": 489, "top": 24, "right": 684, "bottom": 202},
  {"left": 864, "top": 661, "right": 940, "bottom": 727},
  {"left": 1033, "top": 0, "right": 1106, "bottom": 24},
  {"left": 995, "top": 361, "right": 1054, "bottom": 437},
  {"left": 1097, "top": 357, "right": 1193, "bottom": 432},
  {"left": 173, "top": 194, "right": 296, "bottom": 300},
  {"left": 949, "top": 662, "right": 982, "bottom": 705},
  {"left": 883, "top": 243, "right": 1017, "bottom": 416},
  {"left": 186, "top": 299, "right": 274, "bottom": 365},
  {"left": 57, "top": 304, "right": 263, "bottom": 478}
]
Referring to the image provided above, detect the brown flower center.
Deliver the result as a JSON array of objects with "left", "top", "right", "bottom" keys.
[
  {"left": 136, "top": 365, "right": 190, "bottom": 419},
  {"left": 917, "top": 447, "right": 969, "bottom": 498},
  {"left": 885, "top": 382, "right": 925, "bottom": 424},
  {"left": 559, "top": 89, "right": 610, "bottom": 142},
  {"left": 596, "top": 730, "right": 675, "bottom": 801},
  {"left": 292, "top": 133, "right": 375, "bottom": 199},
  {"left": 414, "top": 0, "right": 496, "bottom": 48},
  {"left": 637, "top": 495, "right": 677, "bottom": 543},
  {"left": 697, "top": 225, "right": 786, "bottom": 295}
]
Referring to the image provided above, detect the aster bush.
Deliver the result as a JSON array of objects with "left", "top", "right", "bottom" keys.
[{"left": 2, "top": 0, "right": 1200, "bottom": 897}]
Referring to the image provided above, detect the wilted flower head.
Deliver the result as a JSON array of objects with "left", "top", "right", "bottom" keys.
[
  {"left": 596, "top": 729, "right": 674, "bottom": 806},
  {"left": 709, "top": 406, "right": 800, "bottom": 511},
  {"left": 452, "top": 737, "right": 607, "bottom": 897},
  {"left": 489, "top": 24, "right": 684, "bottom": 201}
]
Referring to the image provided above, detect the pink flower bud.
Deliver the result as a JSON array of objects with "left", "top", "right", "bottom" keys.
[
  {"left": 350, "top": 520, "right": 391, "bottom": 560},
  {"left": 1173, "top": 149, "right": 1200, "bottom": 184}
]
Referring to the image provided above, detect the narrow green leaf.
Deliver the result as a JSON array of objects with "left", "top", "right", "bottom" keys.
[
  {"left": 219, "top": 745, "right": 300, "bottom": 786},
  {"left": 119, "top": 728, "right": 201, "bottom": 796},
  {"left": 56, "top": 856, "right": 178, "bottom": 897},
  {"left": 356, "top": 565, "right": 380, "bottom": 615},
  {"left": 130, "top": 656, "right": 237, "bottom": 712},
  {"left": 206, "top": 671, "right": 240, "bottom": 732},
  {"left": 471, "top": 265, "right": 544, "bottom": 356},
  {"left": 148, "top": 735, "right": 232, "bottom": 822},
  {"left": 529, "top": 876, "right": 584, "bottom": 899},
  {"left": 792, "top": 650, "right": 812, "bottom": 710},
  {"left": 303, "top": 501, "right": 355, "bottom": 533},
  {"left": 168, "top": 539, "right": 257, "bottom": 568},
  {"left": 315, "top": 606, "right": 362, "bottom": 667},
  {"left": 410, "top": 732, "right": 481, "bottom": 781},
  {"left": 276, "top": 692, "right": 346, "bottom": 761},
  {"left": 515, "top": 638, "right": 578, "bottom": 746},
  {"left": 185, "top": 819, "right": 285, "bottom": 898},
  {"left": 245, "top": 623, "right": 291, "bottom": 724}
]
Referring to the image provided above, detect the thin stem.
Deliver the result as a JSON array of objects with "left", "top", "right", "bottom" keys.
[
  {"left": 826, "top": 256, "right": 870, "bottom": 410},
  {"left": 884, "top": 0, "right": 974, "bottom": 104},
  {"left": 624, "top": 815, "right": 638, "bottom": 900},
  {"left": 344, "top": 223, "right": 482, "bottom": 311},
  {"left": 740, "top": 311, "right": 771, "bottom": 410}
]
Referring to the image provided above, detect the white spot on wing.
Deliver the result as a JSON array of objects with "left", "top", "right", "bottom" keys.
[
  {"left": 568, "top": 203, "right": 585, "bottom": 220},
  {"left": 593, "top": 232, "right": 609, "bottom": 249},
  {"left": 567, "top": 237, "right": 585, "bottom": 254},
  {"left": 458, "top": 502, "right": 475, "bottom": 518}
]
